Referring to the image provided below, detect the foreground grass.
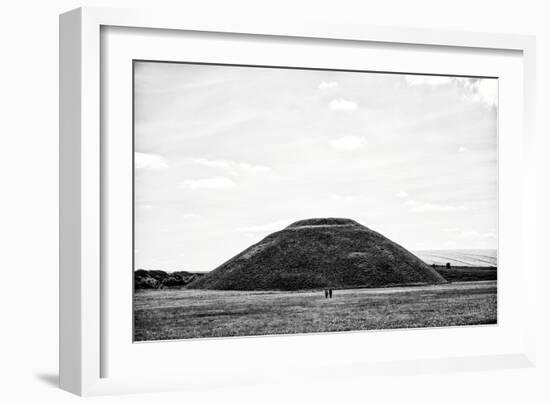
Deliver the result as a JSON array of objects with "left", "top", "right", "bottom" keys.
[{"left": 134, "top": 281, "right": 497, "bottom": 341}]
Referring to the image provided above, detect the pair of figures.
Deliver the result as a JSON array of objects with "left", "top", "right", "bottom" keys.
[{"left": 324, "top": 288, "right": 333, "bottom": 299}]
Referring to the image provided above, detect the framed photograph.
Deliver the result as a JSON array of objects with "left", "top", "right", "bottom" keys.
[{"left": 60, "top": 7, "right": 537, "bottom": 396}]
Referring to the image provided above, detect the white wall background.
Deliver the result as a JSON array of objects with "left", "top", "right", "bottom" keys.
[{"left": 0, "top": 0, "right": 548, "bottom": 401}]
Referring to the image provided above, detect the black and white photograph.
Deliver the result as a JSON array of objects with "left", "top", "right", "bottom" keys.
[{"left": 132, "top": 61, "right": 498, "bottom": 342}]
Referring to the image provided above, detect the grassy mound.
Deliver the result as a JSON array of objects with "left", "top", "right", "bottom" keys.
[{"left": 189, "top": 218, "right": 446, "bottom": 290}]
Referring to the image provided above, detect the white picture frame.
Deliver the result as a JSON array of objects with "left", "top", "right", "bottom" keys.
[{"left": 59, "top": 6, "right": 537, "bottom": 396}]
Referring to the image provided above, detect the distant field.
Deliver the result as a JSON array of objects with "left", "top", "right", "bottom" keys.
[
  {"left": 134, "top": 281, "right": 497, "bottom": 341},
  {"left": 413, "top": 249, "right": 497, "bottom": 267},
  {"left": 434, "top": 266, "right": 497, "bottom": 282}
]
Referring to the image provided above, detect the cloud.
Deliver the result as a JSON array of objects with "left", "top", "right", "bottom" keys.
[
  {"left": 237, "top": 219, "right": 293, "bottom": 233},
  {"left": 444, "top": 227, "right": 460, "bottom": 232},
  {"left": 461, "top": 78, "right": 498, "bottom": 107},
  {"left": 458, "top": 230, "right": 496, "bottom": 240},
  {"left": 458, "top": 146, "right": 467, "bottom": 153},
  {"left": 329, "top": 136, "right": 367, "bottom": 151},
  {"left": 135, "top": 152, "right": 168, "bottom": 169},
  {"left": 190, "top": 158, "right": 269, "bottom": 174},
  {"left": 405, "top": 75, "right": 497, "bottom": 107},
  {"left": 182, "top": 213, "right": 201, "bottom": 219},
  {"left": 443, "top": 241, "right": 458, "bottom": 248},
  {"left": 319, "top": 81, "right": 339, "bottom": 90},
  {"left": 404, "top": 199, "right": 471, "bottom": 213},
  {"left": 181, "top": 177, "right": 235, "bottom": 189},
  {"left": 396, "top": 190, "right": 409, "bottom": 198},
  {"left": 405, "top": 75, "right": 452, "bottom": 87},
  {"left": 455, "top": 230, "right": 497, "bottom": 248},
  {"left": 329, "top": 99, "right": 358, "bottom": 111},
  {"left": 331, "top": 194, "right": 356, "bottom": 201}
]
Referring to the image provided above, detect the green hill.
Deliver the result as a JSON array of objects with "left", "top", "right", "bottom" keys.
[{"left": 189, "top": 218, "right": 446, "bottom": 290}]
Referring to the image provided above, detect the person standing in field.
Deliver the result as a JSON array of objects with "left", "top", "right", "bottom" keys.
[
  {"left": 324, "top": 289, "right": 328, "bottom": 298},
  {"left": 329, "top": 288, "right": 333, "bottom": 298}
]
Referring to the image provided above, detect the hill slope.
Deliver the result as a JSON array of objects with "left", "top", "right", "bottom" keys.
[{"left": 189, "top": 218, "right": 446, "bottom": 290}]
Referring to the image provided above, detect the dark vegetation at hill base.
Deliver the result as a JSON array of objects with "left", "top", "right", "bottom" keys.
[
  {"left": 133, "top": 265, "right": 497, "bottom": 291},
  {"left": 433, "top": 265, "right": 497, "bottom": 282},
  {"left": 188, "top": 218, "right": 446, "bottom": 291},
  {"left": 134, "top": 269, "right": 205, "bottom": 289}
]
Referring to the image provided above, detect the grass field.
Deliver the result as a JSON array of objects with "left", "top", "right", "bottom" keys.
[
  {"left": 414, "top": 249, "right": 497, "bottom": 267},
  {"left": 134, "top": 281, "right": 497, "bottom": 341},
  {"left": 434, "top": 266, "right": 497, "bottom": 281}
]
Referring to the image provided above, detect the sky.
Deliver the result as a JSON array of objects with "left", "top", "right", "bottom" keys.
[{"left": 134, "top": 61, "right": 498, "bottom": 271}]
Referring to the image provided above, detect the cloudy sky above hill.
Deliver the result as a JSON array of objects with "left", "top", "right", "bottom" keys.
[{"left": 134, "top": 62, "right": 498, "bottom": 271}]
